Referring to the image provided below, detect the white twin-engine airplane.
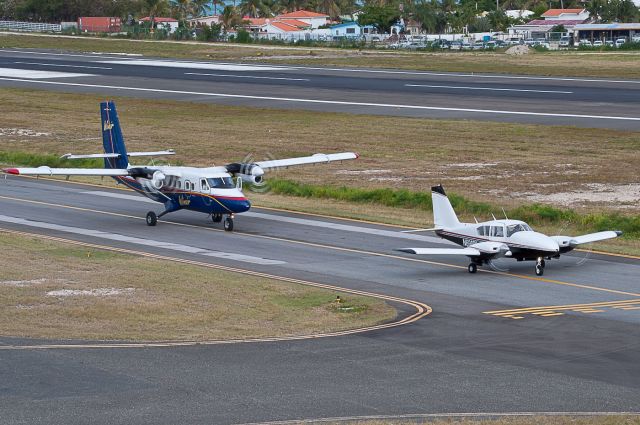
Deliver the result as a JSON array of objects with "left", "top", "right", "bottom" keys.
[
  {"left": 2, "top": 101, "right": 358, "bottom": 231},
  {"left": 397, "top": 185, "right": 622, "bottom": 276}
]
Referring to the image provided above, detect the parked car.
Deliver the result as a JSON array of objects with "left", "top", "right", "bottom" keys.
[
  {"left": 505, "top": 37, "right": 521, "bottom": 45},
  {"left": 472, "top": 40, "right": 485, "bottom": 50},
  {"left": 533, "top": 39, "right": 550, "bottom": 49},
  {"left": 615, "top": 38, "right": 626, "bottom": 48},
  {"left": 449, "top": 41, "right": 462, "bottom": 50},
  {"left": 461, "top": 41, "right": 472, "bottom": 50},
  {"left": 593, "top": 40, "right": 603, "bottom": 47},
  {"left": 605, "top": 39, "right": 614, "bottom": 47},
  {"left": 559, "top": 36, "right": 572, "bottom": 48},
  {"left": 579, "top": 39, "right": 592, "bottom": 47},
  {"left": 524, "top": 38, "right": 535, "bottom": 45},
  {"left": 484, "top": 40, "right": 497, "bottom": 49},
  {"left": 632, "top": 35, "right": 640, "bottom": 43}
]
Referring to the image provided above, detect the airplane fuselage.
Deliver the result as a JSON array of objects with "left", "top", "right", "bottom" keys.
[
  {"left": 435, "top": 219, "right": 563, "bottom": 261},
  {"left": 114, "top": 166, "right": 251, "bottom": 216}
]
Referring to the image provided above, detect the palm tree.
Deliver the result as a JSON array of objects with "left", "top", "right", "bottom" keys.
[
  {"left": 144, "top": 0, "right": 170, "bottom": 28},
  {"left": 239, "top": 0, "right": 272, "bottom": 17},
  {"left": 220, "top": 5, "right": 243, "bottom": 29}
]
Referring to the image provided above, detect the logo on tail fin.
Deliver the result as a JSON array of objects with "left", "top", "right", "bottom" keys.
[{"left": 103, "top": 120, "right": 114, "bottom": 131}]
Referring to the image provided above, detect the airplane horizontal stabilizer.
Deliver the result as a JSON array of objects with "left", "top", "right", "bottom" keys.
[
  {"left": 396, "top": 247, "right": 482, "bottom": 256},
  {"left": 61, "top": 150, "right": 175, "bottom": 160}
]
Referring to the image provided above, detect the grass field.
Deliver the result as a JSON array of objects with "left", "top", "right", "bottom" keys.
[
  {"left": 1, "top": 88, "right": 638, "bottom": 253},
  {"left": 0, "top": 231, "right": 395, "bottom": 341},
  {"left": 2, "top": 33, "right": 640, "bottom": 78}
]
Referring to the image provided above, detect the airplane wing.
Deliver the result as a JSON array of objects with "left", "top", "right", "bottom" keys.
[
  {"left": 396, "top": 247, "right": 482, "bottom": 256},
  {"left": 2, "top": 166, "right": 129, "bottom": 176},
  {"left": 253, "top": 152, "right": 358, "bottom": 171},
  {"left": 570, "top": 231, "right": 622, "bottom": 246},
  {"left": 397, "top": 241, "right": 511, "bottom": 258}
]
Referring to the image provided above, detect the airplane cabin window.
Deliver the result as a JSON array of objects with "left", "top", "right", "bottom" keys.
[
  {"left": 200, "top": 179, "right": 210, "bottom": 191},
  {"left": 478, "top": 227, "right": 484, "bottom": 236},
  {"left": 208, "top": 177, "right": 235, "bottom": 189},
  {"left": 490, "top": 226, "right": 504, "bottom": 237},
  {"left": 507, "top": 223, "right": 533, "bottom": 236}
]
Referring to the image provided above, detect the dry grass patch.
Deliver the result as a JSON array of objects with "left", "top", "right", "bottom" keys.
[{"left": 0, "top": 232, "right": 395, "bottom": 341}]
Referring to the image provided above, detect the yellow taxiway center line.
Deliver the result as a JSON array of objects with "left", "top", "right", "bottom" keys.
[
  {"left": 1, "top": 193, "right": 639, "bottom": 299},
  {"left": 484, "top": 298, "right": 640, "bottom": 315},
  {"left": 0, "top": 228, "right": 432, "bottom": 350}
]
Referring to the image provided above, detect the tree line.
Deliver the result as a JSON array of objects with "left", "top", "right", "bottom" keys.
[{"left": 1, "top": 0, "right": 638, "bottom": 33}]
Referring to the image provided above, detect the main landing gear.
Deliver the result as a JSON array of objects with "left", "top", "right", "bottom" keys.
[
  {"left": 146, "top": 209, "right": 174, "bottom": 227},
  {"left": 467, "top": 263, "right": 478, "bottom": 274},
  {"left": 212, "top": 213, "right": 234, "bottom": 232},
  {"left": 535, "top": 257, "right": 546, "bottom": 276}
]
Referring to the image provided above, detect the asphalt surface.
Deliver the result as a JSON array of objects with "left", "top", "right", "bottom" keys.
[
  {"left": 1, "top": 48, "right": 640, "bottom": 129},
  {"left": 1, "top": 177, "right": 639, "bottom": 424}
]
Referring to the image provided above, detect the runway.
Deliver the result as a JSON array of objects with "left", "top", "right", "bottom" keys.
[
  {"left": 1, "top": 48, "right": 640, "bottom": 129},
  {"left": 1, "top": 176, "right": 639, "bottom": 424}
]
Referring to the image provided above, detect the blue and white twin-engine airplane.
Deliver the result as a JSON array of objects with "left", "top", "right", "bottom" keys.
[{"left": 3, "top": 101, "right": 358, "bottom": 231}]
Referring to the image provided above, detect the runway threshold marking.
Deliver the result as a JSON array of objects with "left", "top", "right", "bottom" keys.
[
  {"left": 1, "top": 76, "right": 640, "bottom": 122},
  {"left": 0, "top": 228, "right": 432, "bottom": 350},
  {"left": 484, "top": 298, "right": 640, "bottom": 319},
  {"left": 1, "top": 193, "right": 639, "bottom": 299}
]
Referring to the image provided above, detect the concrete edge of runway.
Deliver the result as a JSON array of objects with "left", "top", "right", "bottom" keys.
[{"left": 0, "top": 228, "right": 432, "bottom": 351}]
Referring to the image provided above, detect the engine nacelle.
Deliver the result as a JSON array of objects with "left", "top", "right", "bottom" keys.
[
  {"left": 472, "top": 241, "right": 511, "bottom": 257},
  {"left": 237, "top": 173, "right": 263, "bottom": 185},
  {"left": 151, "top": 171, "right": 166, "bottom": 189}
]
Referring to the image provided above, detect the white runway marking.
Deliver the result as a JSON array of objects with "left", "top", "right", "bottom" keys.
[
  {"left": 185, "top": 72, "right": 309, "bottom": 81},
  {"left": 14, "top": 61, "right": 112, "bottom": 70},
  {"left": 82, "top": 190, "right": 450, "bottom": 243},
  {"left": 405, "top": 84, "right": 573, "bottom": 94},
  {"left": 0, "top": 67, "right": 93, "bottom": 79},
  {"left": 0, "top": 214, "right": 285, "bottom": 265},
  {"left": 102, "top": 59, "right": 289, "bottom": 72},
  {"left": 1, "top": 76, "right": 638, "bottom": 122}
]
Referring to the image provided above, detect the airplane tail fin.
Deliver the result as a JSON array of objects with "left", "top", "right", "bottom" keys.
[
  {"left": 100, "top": 101, "right": 129, "bottom": 169},
  {"left": 432, "top": 185, "right": 460, "bottom": 228}
]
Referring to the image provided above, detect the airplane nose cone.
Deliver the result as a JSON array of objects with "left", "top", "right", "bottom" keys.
[{"left": 225, "top": 198, "right": 251, "bottom": 213}]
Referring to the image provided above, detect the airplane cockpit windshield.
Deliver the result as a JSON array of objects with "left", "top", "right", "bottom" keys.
[
  {"left": 507, "top": 223, "right": 533, "bottom": 236},
  {"left": 207, "top": 177, "right": 235, "bottom": 189}
]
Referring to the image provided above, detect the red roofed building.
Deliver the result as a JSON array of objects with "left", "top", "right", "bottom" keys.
[{"left": 541, "top": 9, "right": 590, "bottom": 20}]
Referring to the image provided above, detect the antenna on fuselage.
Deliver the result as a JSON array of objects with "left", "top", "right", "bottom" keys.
[
  {"left": 474, "top": 216, "right": 479, "bottom": 223},
  {"left": 491, "top": 213, "right": 497, "bottom": 220},
  {"left": 501, "top": 207, "right": 508, "bottom": 220}
]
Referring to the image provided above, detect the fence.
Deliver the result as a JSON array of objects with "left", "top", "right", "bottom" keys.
[{"left": 0, "top": 21, "right": 61, "bottom": 32}]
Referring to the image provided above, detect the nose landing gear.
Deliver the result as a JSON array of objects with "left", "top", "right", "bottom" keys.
[{"left": 223, "top": 215, "right": 234, "bottom": 232}]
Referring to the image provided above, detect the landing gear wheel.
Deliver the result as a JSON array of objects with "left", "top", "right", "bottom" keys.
[
  {"left": 212, "top": 214, "right": 223, "bottom": 223},
  {"left": 146, "top": 211, "right": 157, "bottom": 226},
  {"left": 223, "top": 216, "right": 234, "bottom": 232},
  {"left": 540, "top": 259, "right": 546, "bottom": 268},
  {"left": 535, "top": 264, "right": 544, "bottom": 276},
  {"left": 468, "top": 263, "right": 478, "bottom": 274}
]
